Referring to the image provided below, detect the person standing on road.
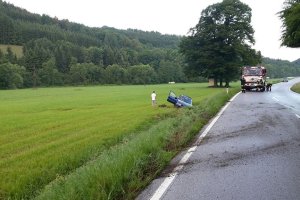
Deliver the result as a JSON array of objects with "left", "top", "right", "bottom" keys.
[
  {"left": 151, "top": 91, "right": 156, "bottom": 106},
  {"left": 240, "top": 76, "right": 246, "bottom": 93},
  {"left": 266, "top": 83, "right": 272, "bottom": 91}
]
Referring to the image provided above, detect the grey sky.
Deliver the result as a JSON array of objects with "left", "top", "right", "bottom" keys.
[{"left": 4, "top": 0, "right": 300, "bottom": 62}]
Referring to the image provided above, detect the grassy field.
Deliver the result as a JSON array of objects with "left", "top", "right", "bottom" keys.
[
  {"left": 291, "top": 82, "right": 300, "bottom": 93},
  {"left": 0, "top": 44, "right": 23, "bottom": 58},
  {"left": 0, "top": 83, "right": 239, "bottom": 199}
]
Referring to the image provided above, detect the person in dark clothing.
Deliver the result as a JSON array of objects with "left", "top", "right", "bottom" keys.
[
  {"left": 240, "top": 77, "right": 246, "bottom": 93},
  {"left": 266, "top": 83, "right": 272, "bottom": 92}
]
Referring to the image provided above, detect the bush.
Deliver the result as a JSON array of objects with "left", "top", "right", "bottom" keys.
[{"left": 0, "top": 62, "right": 25, "bottom": 89}]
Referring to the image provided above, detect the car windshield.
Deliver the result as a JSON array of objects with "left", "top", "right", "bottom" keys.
[
  {"left": 169, "top": 91, "right": 176, "bottom": 98},
  {"left": 243, "top": 68, "right": 262, "bottom": 76}
]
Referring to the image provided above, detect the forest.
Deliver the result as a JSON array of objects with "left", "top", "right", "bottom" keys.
[
  {"left": 262, "top": 57, "right": 300, "bottom": 78},
  {"left": 0, "top": 0, "right": 299, "bottom": 89}
]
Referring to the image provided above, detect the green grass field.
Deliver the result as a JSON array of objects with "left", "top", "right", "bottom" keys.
[
  {"left": 291, "top": 82, "right": 300, "bottom": 93},
  {"left": 0, "top": 44, "right": 23, "bottom": 58},
  {"left": 0, "top": 83, "right": 239, "bottom": 199}
]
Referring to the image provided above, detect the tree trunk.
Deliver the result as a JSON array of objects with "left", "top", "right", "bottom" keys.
[
  {"left": 219, "top": 79, "right": 223, "bottom": 87},
  {"left": 33, "top": 67, "right": 37, "bottom": 88}
]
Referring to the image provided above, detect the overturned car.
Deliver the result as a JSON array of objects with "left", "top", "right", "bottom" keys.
[{"left": 167, "top": 91, "right": 192, "bottom": 107}]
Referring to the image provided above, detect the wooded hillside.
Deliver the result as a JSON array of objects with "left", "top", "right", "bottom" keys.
[
  {"left": 0, "top": 0, "right": 188, "bottom": 88},
  {"left": 0, "top": 1, "right": 180, "bottom": 48},
  {"left": 262, "top": 57, "right": 300, "bottom": 78},
  {"left": 0, "top": 0, "right": 299, "bottom": 89}
]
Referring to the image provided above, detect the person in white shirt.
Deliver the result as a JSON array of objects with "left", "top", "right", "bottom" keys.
[{"left": 151, "top": 91, "right": 156, "bottom": 106}]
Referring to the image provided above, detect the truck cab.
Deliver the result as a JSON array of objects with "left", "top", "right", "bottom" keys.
[{"left": 241, "top": 66, "right": 266, "bottom": 92}]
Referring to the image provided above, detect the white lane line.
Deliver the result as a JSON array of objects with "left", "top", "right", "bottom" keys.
[
  {"left": 272, "top": 96, "right": 298, "bottom": 112},
  {"left": 149, "top": 92, "right": 241, "bottom": 200},
  {"left": 272, "top": 97, "right": 280, "bottom": 102},
  {"left": 272, "top": 91, "right": 300, "bottom": 118},
  {"left": 149, "top": 174, "right": 177, "bottom": 200}
]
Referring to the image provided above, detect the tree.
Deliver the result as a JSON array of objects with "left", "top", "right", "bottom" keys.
[
  {"left": 105, "top": 64, "right": 128, "bottom": 84},
  {"left": 23, "top": 38, "right": 54, "bottom": 87},
  {"left": 103, "top": 46, "right": 115, "bottom": 67},
  {"left": 279, "top": 0, "right": 300, "bottom": 47},
  {"left": 0, "top": 13, "right": 17, "bottom": 44},
  {"left": 0, "top": 62, "right": 25, "bottom": 89},
  {"left": 86, "top": 47, "right": 103, "bottom": 65},
  {"left": 138, "top": 49, "right": 163, "bottom": 70},
  {"left": 54, "top": 41, "right": 73, "bottom": 73},
  {"left": 180, "top": 0, "right": 261, "bottom": 87},
  {"left": 38, "top": 58, "right": 63, "bottom": 86},
  {"left": 127, "top": 64, "right": 157, "bottom": 84},
  {"left": 85, "top": 63, "right": 105, "bottom": 84},
  {"left": 0, "top": 49, "right": 6, "bottom": 63},
  {"left": 157, "top": 60, "right": 186, "bottom": 83},
  {"left": 69, "top": 63, "right": 89, "bottom": 85},
  {"left": 5, "top": 46, "right": 17, "bottom": 63}
]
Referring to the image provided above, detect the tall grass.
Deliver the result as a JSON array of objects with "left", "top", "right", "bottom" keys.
[
  {"left": 291, "top": 82, "right": 300, "bottom": 93},
  {"left": 0, "top": 83, "right": 239, "bottom": 199}
]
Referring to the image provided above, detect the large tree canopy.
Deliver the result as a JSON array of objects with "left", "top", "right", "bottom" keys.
[
  {"left": 279, "top": 0, "right": 300, "bottom": 47},
  {"left": 180, "top": 0, "right": 261, "bottom": 87}
]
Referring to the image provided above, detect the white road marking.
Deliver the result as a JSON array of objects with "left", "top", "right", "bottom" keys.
[
  {"left": 149, "top": 92, "right": 241, "bottom": 200},
  {"left": 273, "top": 96, "right": 297, "bottom": 112},
  {"left": 272, "top": 97, "right": 279, "bottom": 102},
  {"left": 149, "top": 174, "right": 177, "bottom": 200},
  {"left": 272, "top": 93, "right": 300, "bottom": 118}
]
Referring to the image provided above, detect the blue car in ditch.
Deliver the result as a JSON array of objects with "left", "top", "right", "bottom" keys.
[{"left": 167, "top": 91, "right": 192, "bottom": 107}]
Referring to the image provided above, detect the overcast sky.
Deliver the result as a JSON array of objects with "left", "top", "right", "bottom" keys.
[{"left": 4, "top": 0, "right": 300, "bottom": 62}]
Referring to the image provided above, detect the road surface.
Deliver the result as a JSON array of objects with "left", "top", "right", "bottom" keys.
[{"left": 137, "top": 77, "right": 300, "bottom": 200}]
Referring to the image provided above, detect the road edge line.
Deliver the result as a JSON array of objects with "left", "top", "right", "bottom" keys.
[{"left": 149, "top": 91, "right": 241, "bottom": 200}]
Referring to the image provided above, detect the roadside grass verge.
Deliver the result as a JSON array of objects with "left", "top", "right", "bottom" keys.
[
  {"left": 0, "top": 83, "right": 239, "bottom": 199},
  {"left": 34, "top": 88, "right": 239, "bottom": 200},
  {"left": 267, "top": 78, "right": 282, "bottom": 85},
  {"left": 291, "top": 82, "right": 300, "bottom": 93}
]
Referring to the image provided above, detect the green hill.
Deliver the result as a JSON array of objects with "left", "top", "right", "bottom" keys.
[
  {"left": 0, "top": 0, "right": 188, "bottom": 88},
  {"left": 0, "top": 0, "right": 180, "bottom": 48},
  {"left": 262, "top": 57, "right": 300, "bottom": 78},
  {"left": 293, "top": 58, "right": 300, "bottom": 65}
]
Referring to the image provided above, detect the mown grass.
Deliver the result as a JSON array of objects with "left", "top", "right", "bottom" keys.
[
  {"left": 291, "top": 82, "right": 300, "bottom": 93},
  {"left": 0, "top": 83, "right": 239, "bottom": 199},
  {"left": 267, "top": 78, "right": 282, "bottom": 84},
  {"left": 0, "top": 44, "right": 23, "bottom": 58}
]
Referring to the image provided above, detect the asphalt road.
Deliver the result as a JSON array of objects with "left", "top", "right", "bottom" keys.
[{"left": 137, "top": 77, "right": 300, "bottom": 200}]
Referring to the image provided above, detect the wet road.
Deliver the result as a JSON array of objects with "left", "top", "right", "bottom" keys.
[
  {"left": 271, "top": 78, "right": 300, "bottom": 117},
  {"left": 137, "top": 77, "right": 300, "bottom": 200}
]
